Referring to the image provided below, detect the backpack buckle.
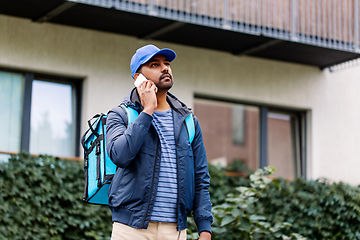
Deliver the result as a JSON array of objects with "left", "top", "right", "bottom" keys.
[{"left": 96, "top": 144, "right": 101, "bottom": 155}]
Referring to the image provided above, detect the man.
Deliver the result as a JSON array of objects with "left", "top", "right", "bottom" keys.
[{"left": 106, "top": 44, "right": 212, "bottom": 240}]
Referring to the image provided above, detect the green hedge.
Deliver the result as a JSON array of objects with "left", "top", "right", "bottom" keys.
[
  {"left": 0, "top": 152, "right": 112, "bottom": 240},
  {"left": 1, "top": 153, "right": 360, "bottom": 240},
  {"left": 192, "top": 164, "right": 360, "bottom": 240},
  {"left": 208, "top": 163, "right": 251, "bottom": 206},
  {"left": 210, "top": 167, "right": 305, "bottom": 240},
  {"left": 257, "top": 177, "right": 360, "bottom": 240}
]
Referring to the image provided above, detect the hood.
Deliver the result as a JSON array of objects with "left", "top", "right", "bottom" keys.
[{"left": 122, "top": 87, "right": 192, "bottom": 117}]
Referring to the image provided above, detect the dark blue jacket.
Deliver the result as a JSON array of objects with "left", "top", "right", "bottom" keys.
[{"left": 106, "top": 88, "right": 213, "bottom": 233}]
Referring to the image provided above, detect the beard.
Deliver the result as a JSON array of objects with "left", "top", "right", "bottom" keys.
[{"left": 157, "top": 73, "right": 173, "bottom": 90}]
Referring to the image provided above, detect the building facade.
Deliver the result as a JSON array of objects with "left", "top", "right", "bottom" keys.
[{"left": 1, "top": 0, "right": 360, "bottom": 184}]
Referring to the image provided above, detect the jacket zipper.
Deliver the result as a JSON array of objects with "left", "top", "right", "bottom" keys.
[
  {"left": 141, "top": 138, "right": 160, "bottom": 228},
  {"left": 175, "top": 116, "right": 189, "bottom": 231},
  {"left": 176, "top": 140, "right": 180, "bottom": 230}
]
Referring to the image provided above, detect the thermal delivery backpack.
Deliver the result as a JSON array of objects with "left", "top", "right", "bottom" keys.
[{"left": 81, "top": 104, "right": 195, "bottom": 205}]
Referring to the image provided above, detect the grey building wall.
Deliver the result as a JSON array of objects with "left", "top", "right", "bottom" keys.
[{"left": 1, "top": 14, "right": 360, "bottom": 184}]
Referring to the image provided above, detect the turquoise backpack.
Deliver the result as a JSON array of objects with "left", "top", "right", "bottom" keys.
[{"left": 81, "top": 104, "right": 195, "bottom": 205}]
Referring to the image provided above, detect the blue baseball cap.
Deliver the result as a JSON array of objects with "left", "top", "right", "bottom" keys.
[{"left": 130, "top": 44, "right": 176, "bottom": 78}]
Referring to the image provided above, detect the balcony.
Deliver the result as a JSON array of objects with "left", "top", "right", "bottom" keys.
[{"left": 1, "top": 0, "right": 360, "bottom": 69}]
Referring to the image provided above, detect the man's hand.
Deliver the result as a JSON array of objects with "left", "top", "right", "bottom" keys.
[
  {"left": 137, "top": 80, "right": 157, "bottom": 115},
  {"left": 199, "top": 231, "right": 211, "bottom": 240}
]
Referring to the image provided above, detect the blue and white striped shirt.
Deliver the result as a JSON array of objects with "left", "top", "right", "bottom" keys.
[{"left": 150, "top": 109, "right": 177, "bottom": 223}]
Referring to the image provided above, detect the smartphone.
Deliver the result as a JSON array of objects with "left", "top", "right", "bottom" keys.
[{"left": 134, "top": 74, "right": 147, "bottom": 87}]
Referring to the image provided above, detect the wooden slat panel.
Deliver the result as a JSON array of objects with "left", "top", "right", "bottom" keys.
[{"left": 125, "top": 0, "right": 357, "bottom": 44}]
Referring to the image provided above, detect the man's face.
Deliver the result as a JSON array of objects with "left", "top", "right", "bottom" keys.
[{"left": 138, "top": 54, "right": 173, "bottom": 91}]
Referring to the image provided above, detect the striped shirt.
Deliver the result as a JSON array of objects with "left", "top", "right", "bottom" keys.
[{"left": 150, "top": 109, "right": 177, "bottom": 223}]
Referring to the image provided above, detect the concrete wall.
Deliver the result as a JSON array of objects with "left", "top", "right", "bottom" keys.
[{"left": 1, "top": 14, "right": 360, "bottom": 184}]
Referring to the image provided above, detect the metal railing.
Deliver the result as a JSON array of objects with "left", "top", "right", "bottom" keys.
[{"left": 68, "top": 0, "right": 360, "bottom": 53}]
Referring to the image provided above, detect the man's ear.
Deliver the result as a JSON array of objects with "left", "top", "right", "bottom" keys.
[{"left": 133, "top": 73, "right": 139, "bottom": 80}]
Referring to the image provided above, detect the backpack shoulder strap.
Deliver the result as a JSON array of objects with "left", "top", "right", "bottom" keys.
[
  {"left": 120, "top": 104, "right": 139, "bottom": 126},
  {"left": 120, "top": 104, "right": 195, "bottom": 143},
  {"left": 185, "top": 114, "right": 195, "bottom": 144}
]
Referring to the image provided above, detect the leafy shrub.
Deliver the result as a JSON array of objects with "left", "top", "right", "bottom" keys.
[
  {"left": 257, "top": 177, "right": 360, "bottom": 240},
  {"left": 187, "top": 163, "right": 251, "bottom": 239},
  {"left": 190, "top": 164, "right": 360, "bottom": 240},
  {"left": 211, "top": 167, "right": 305, "bottom": 240},
  {"left": 0, "top": 152, "right": 112, "bottom": 240},
  {"left": 208, "top": 163, "right": 250, "bottom": 206},
  {"left": 2, "top": 153, "right": 360, "bottom": 240}
]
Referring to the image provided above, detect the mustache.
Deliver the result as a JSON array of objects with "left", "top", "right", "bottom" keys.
[{"left": 159, "top": 72, "right": 172, "bottom": 80}]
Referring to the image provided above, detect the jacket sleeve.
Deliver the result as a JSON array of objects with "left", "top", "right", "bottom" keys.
[
  {"left": 106, "top": 107, "right": 153, "bottom": 168},
  {"left": 191, "top": 115, "right": 213, "bottom": 234}
]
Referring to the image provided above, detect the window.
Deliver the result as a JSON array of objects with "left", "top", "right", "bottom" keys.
[
  {"left": 0, "top": 70, "right": 82, "bottom": 158},
  {"left": 0, "top": 71, "right": 23, "bottom": 153},
  {"left": 30, "top": 80, "right": 77, "bottom": 157},
  {"left": 194, "top": 99, "right": 259, "bottom": 172},
  {"left": 267, "top": 112, "right": 300, "bottom": 179},
  {"left": 194, "top": 96, "right": 306, "bottom": 178}
]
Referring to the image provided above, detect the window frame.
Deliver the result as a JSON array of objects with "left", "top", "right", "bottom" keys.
[
  {"left": 0, "top": 68, "right": 83, "bottom": 157},
  {"left": 194, "top": 93, "right": 307, "bottom": 178}
]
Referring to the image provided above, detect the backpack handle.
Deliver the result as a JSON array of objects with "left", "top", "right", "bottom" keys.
[
  {"left": 87, "top": 114, "right": 102, "bottom": 137},
  {"left": 81, "top": 114, "right": 102, "bottom": 151}
]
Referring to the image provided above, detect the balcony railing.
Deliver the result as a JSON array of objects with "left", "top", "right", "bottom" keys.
[{"left": 68, "top": 0, "right": 360, "bottom": 53}]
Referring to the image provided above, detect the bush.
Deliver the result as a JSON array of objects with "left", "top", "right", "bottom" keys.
[
  {"left": 187, "top": 163, "right": 251, "bottom": 239},
  {"left": 2, "top": 153, "right": 360, "bottom": 240},
  {"left": 0, "top": 152, "right": 112, "bottom": 240},
  {"left": 189, "top": 164, "right": 360, "bottom": 240},
  {"left": 211, "top": 166, "right": 305, "bottom": 240},
  {"left": 208, "top": 163, "right": 251, "bottom": 206},
  {"left": 257, "top": 177, "right": 360, "bottom": 240}
]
